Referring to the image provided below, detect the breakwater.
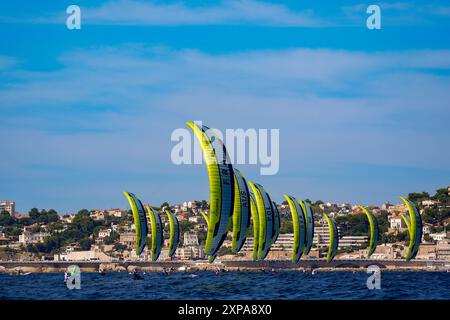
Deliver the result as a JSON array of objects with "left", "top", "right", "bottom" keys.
[{"left": 1, "top": 259, "right": 448, "bottom": 273}]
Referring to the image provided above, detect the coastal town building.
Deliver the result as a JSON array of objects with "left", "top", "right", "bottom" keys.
[
  {"left": 389, "top": 216, "right": 407, "bottom": 231},
  {"left": 364, "top": 244, "right": 396, "bottom": 259},
  {"left": 98, "top": 228, "right": 112, "bottom": 239},
  {"left": 338, "top": 236, "right": 368, "bottom": 249},
  {"left": 18, "top": 227, "right": 50, "bottom": 245},
  {"left": 183, "top": 232, "right": 199, "bottom": 246},
  {"left": 241, "top": 237, "right": 255, "bottom": 252},
  {"left": 107, "top": 208, "right": 126, "bottom": 217},
  {"left": 421, "top": 199, "right": 440, "bottom": 207},
  {"left": 271, "top": 233, "right": 295, "bottom": 251},
  {"left": 430, "top": 232, "right": 447, "bottom": 242},
  {"left": 0, "top": 200, "right": 15, "bottom": 217},
  {"left": 54, "top": 250, "right": 113, "bottom": 262},
  {"left": 60, "top": 214, "right": 76, "bottom": 224},
  {"left": 313, "top": 226, "right": 342, "bottom": 248},
  {"left": 386, "top": 203, "right": 407, "bottom": 215},
  {"left": 422, "top": 224, "right": 432, "bottom": 235},
  {"left": 416, "top": 243, "right": 437, "bottom": 260},
  {"left": 91, "top": 209, "right": 106, "bottom": 221},
  {"left": 436, "top": 240, "right": 450, "bottom": 260},
  {"left": 175, "top": 246, "right": 205, "bottom": 260},
  {"left": 119, "top": 232, "right": 136, "bottom": 249}
]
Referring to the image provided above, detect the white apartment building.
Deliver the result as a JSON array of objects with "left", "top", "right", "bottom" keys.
[
  {"left": 313, "top": 226, "right": 342, "bottom": 248},
  {"left": 389, "top": 216, "right": 407, "bottom": 229},
  {"left": 175, "top": 246, "right": 205, "bottom": 260},
  {"left": 271, "top": 233, "right": 295, "bottom": 251},
  {"left": 183, "top": 232, "right": 199, "bottom": 246},
  {"left": 436, "top": 240, "right": 450, "bottom": 260},
  {"left": 19, "top": 230, "right": 50, "bottom": 244},
  {"left": 430, "top": 232, "right": 447, "bottom": 241},
  {"left": 108, "top": 208, "right": 126, "bottom": 217},
  {"left": 98, "top": 228, "right": 112, "bottom": 238},
  {"left": 0, "top": 200, "right": 15, "bottom": 217},
  {"left": 338, "top": 236, "right": 368, "bottom": 248}
]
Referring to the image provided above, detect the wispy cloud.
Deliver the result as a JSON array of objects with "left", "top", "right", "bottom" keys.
[
  {"left": 13, "top": 0, "right": 323, "bottom": 27},
  {"left": 88, "top": 0, "right": 322, "bottom": 26},
  {"left": 0, "top": 56, "right": 16, "bottom": 69}
]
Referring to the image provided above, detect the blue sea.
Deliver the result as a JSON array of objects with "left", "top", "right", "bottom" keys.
[{"left": 0, "top": 271, "right": 449, "bottom": 300}]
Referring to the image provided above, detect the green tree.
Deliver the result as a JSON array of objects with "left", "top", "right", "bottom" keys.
[
  {"left": 29, "top": 208, "right": 40, "bottom": 221},
  {"left": 432, "top": 188, "right": 450, "bottom": 204},
  {"left": 160, "top": 202, "right": 170, "bottom": 210},
  {"left": 179, "top": 221, "right": 193, "bottom": 233},
  {"left": 79, "top": 237, "right": 94, "bottom": 250},
  {"left": 0, "top": 211, "right": 14, "bottom": 226},
  {"left": 280, "top": 220, "right": 293, "bottom": 234},
  {"left": 77, "top": 209, "right": 90, "bottom": 217},
  {"left": 113, "top": 243, "right": 127, "bottom": 252},
  {"left": 408, "top": 192, "right": 430, "bottom": 203}
]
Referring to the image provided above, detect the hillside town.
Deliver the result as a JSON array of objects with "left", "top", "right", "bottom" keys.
[{"left": 1, "top": 186, "right": 449, "bottom": 263}]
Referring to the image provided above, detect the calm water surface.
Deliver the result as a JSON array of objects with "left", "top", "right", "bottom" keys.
[{"left": 0, "top": 271, "right": 449, "bottom": 300}]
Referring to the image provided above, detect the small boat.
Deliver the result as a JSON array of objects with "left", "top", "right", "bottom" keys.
[{"left": 21, "top": 272, "right": 32, "bottom": 276}]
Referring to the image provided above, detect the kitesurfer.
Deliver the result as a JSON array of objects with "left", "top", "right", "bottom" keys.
[{"left": 132, "top": 269, "right": 143, "bottom": 280}]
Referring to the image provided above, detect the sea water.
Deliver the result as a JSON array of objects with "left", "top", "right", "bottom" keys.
[{"left": 0, "top": 271, "right": 448, "bottom": 300}]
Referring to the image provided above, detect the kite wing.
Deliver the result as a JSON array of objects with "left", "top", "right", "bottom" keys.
[
  {"left": 231, "top": 168, "right": 251, "bottom": 254},
  {"left": 358, "top": 205, "right": 379, "bottom": 257},
  {"left": 298, "top": 200, "right": 315, "bottom": 255},
  {"left": 123, "top": 192, "right": 148, "bottom": 255},
  {"left": 165, "top": 209, "right": 180, "bottom": 260},
  {"left": 400, "top": 196, "right": 422, "bottom": 261},
  {"left": 145, "top": 205, "right": 163, "bottom": 261},
  {"left": 187, "top": 121, "right": 234, "bottom": 262},
  {"left": 324, "top": 213, "right": 338, "bottom": 263},
  {"left": 284, "top": 194, "right": 306, "bottom": 263}
]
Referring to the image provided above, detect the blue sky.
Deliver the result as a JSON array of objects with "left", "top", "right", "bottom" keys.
[{"left": 1, "top": 1, "right": 450, "bottom": 213}]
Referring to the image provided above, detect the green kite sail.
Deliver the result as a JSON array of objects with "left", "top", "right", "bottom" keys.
[
  {"left": 323, "top": 213, "right": 338, "bottom": 263},
  {"left": 123, "top": 192, "right": 148, "bottom": 255},
  {"left": 231, "top": 168, "right": 251, "bottom": 254},
  {"left": 283, "top": 195, "right": 306, "bottom": 263},
  {"left": 399, "top": 196, "right": 422, "bottom": 261},
  {"left": 357, "top": 205, "right": 379, "bottom": 257},
  {"left": 248, "top": 182, "right": 274, "bottom": 260},
  {"left": 187, "top": 121, "right": 234, "bottom": 262},
  {"left": 165, "top": 208, "right": 180, "bottom": 260},
  {"left": 298, "top": 200, "right": 314, "bottom": 255}
]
